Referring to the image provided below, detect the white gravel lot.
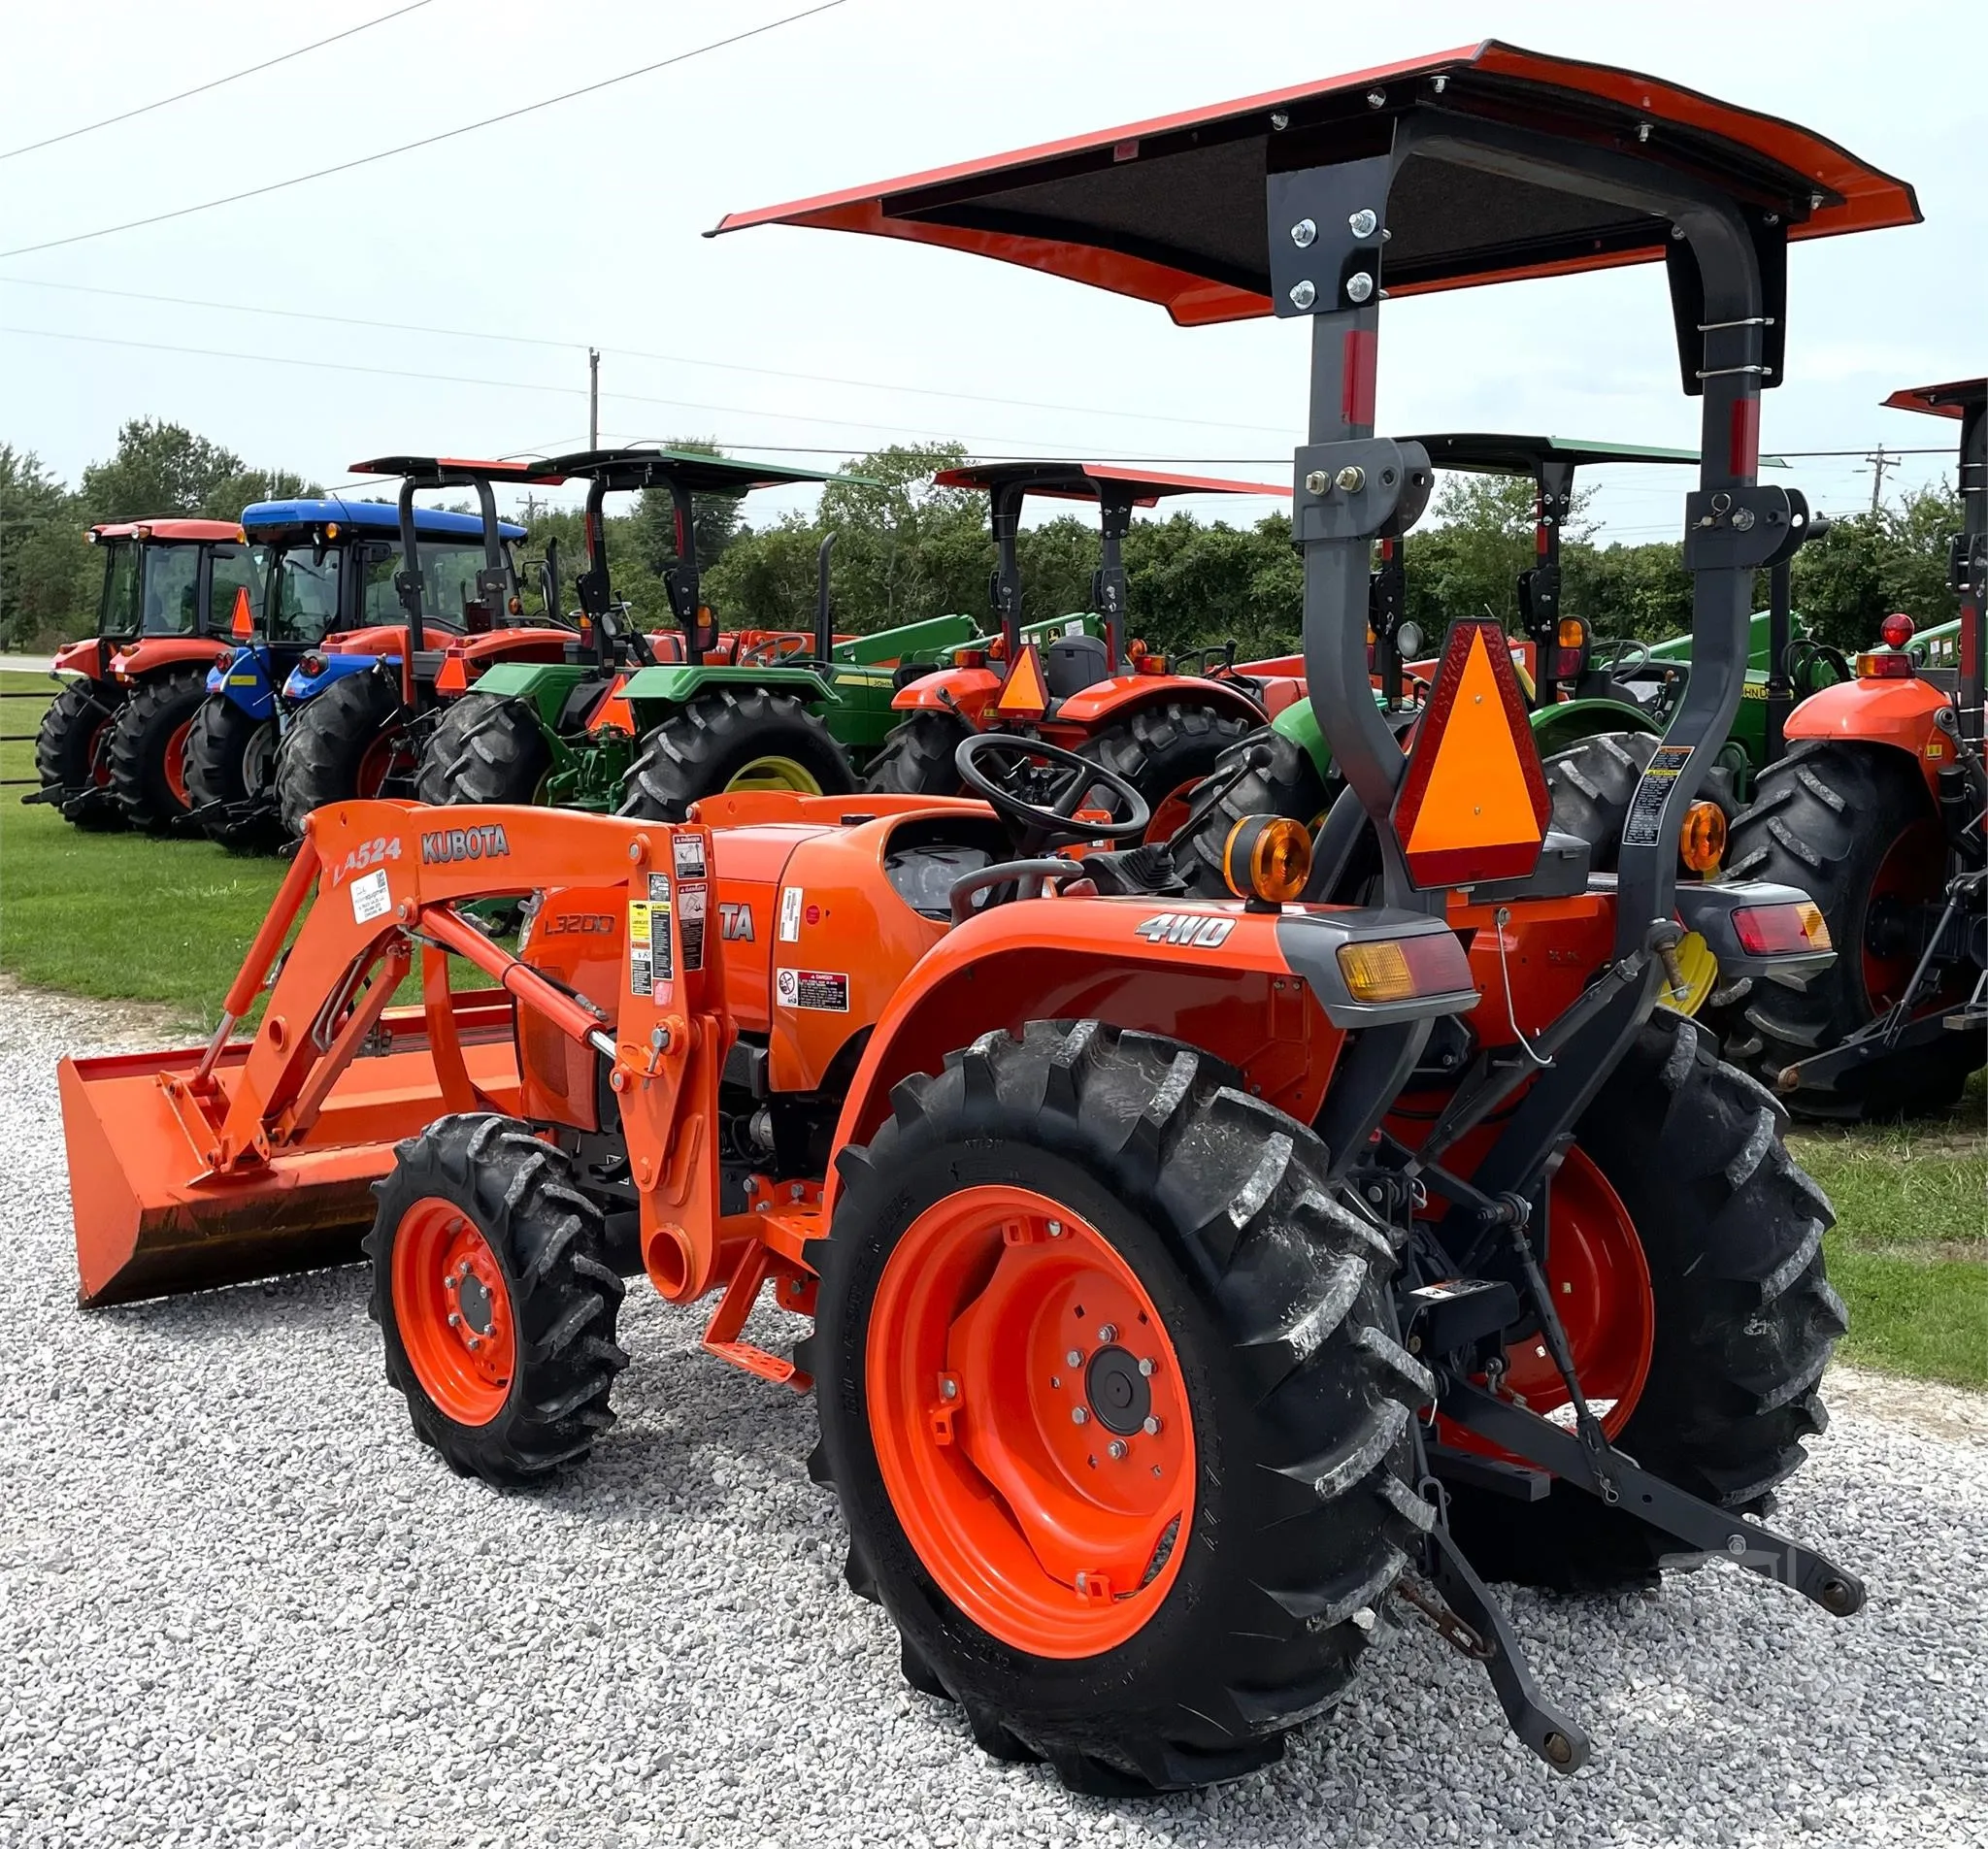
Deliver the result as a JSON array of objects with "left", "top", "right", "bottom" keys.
[{"left": 4, "top": 979, "right": 1986, "bottom": 1849}]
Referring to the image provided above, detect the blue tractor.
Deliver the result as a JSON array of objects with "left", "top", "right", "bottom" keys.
[{"left": 184, "top": 496, "right": 527, "bottom": 850}]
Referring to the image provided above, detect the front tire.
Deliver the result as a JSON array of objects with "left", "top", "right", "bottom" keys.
[
  {"left": 366, "top": 1114, "right": 628, "bottom": 1486},
  {"left": 806, "top": 1020, "right": 1434, "bottom": 1795},
  {"left": 184, "top": 698, "right": 280, "bottom": 852},
  {"left": 33, "top": 677, "right": 126, "bottom": 830},
  {"left": 1718, "top": 740, "right": 1978, "bottom": 1116},
  {"left": 618, "top": 687, "right": 851, "bottom": 821},
  {"left": 105, "top": 669, "right": 208, "bottom": 833},
  {"left": 274, "top": 669, "right": 415, "bottom": 839},
  {"left": 1442, "top": 1015, "right": 1844, "bottom": 1591},
  {"left": 417, "top": 691, "right": 551, "bottom": 807}
]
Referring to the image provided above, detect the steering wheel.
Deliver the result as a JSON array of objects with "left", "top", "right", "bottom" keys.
[
  {"left": 1786, "top": 638, "right": 1853, "bottom": 694},
  {"left": 955, "top": 731, "right": 1149, "bottom": 846},
  {"left": 737, "top": 631, "right": 812, "bottom": 667},
  {"left": 1588, "top": 636, "right": 1653, "bottom": 677}
]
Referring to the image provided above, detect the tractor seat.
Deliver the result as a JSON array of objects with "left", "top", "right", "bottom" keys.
[{"left": 1044, "top": 633, "right": 1111, "bottom": 697}]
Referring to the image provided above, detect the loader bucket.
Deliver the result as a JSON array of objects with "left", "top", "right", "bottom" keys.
[{"left": 62, "top": 992, "right": 520, "bottom": 1308}]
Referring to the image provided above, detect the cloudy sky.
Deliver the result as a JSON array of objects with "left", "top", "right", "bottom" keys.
[{"left": 2, "top": 0, "right": 1979, "bottom": 541}]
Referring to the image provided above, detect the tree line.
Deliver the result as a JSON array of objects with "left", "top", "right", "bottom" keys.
[{"left": 2, "top": 421, "right": 1963, "bottom": 657}]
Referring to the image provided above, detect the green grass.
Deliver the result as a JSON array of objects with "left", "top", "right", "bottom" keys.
[
  {"left": 1791, "top": 1082, "right": 1988, "bottom": 1391},
  {"left": 0, "top": 671, "right": 287, "bottom": 1030}
]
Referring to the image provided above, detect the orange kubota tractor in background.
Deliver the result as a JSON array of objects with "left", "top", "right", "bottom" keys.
[
  {"left": 60, "top": 45, "right": 1901, "bottom": 1796},
  {"left": 864, "top": 462, "right": 1294, "bottom": 838},
  {"left": 28, "top": 518, "right": 259, "bottom": 831}
]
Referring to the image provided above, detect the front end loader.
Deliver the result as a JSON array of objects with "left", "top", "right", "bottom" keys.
[{"left": 60, "top": 43, "right": 1907, "bottom": 1797}]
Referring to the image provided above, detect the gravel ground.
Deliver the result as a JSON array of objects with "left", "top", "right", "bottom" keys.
[{"left": 4, "top": 980, "right": 1986, "bottom": 1849}]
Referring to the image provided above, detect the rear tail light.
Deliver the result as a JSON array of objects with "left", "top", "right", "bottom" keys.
[
  {"left": 1136, "top": 654, "right": 1168, "bottom": 675},
  {"left": 955, "top": 648, "right": 987, "bottom": 670},
  {"left": 298, "top": 653, "right": 326, "bottom": 679},
  {"left": 1856, "top": 650, "right": 1914, "bottom": 680},
  {"left": 1337, "top": 931, "right": 1474, "bottom": 1005},
  {"left": 1733, "top": 901, "right": 1832, "bottom": 956}
]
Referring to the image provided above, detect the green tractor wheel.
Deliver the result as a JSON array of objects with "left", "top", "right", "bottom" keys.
[{"left": 618, "top": 686, "right": 852, "bottom": 822}]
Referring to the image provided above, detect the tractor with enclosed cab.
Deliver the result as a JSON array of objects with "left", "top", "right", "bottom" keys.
[
  {"left": 58, "top": 44, "right": 1900, "bottom": 1798},
  {"left": 28, "top": 518, "right": 259, "bottom": 832}
]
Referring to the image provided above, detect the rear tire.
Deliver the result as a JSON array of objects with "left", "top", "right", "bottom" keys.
[
  {"left": 418, "top": 692, "right": 551, "bottom": 807},
  {"left": 274, "top": 669, "right": 414, "bottom": 839},
  {"left": 1176, "top": 723, "right": 1331, "bottom": 898},
  {"left": 805, "top": 1020, "right": 1433, "bottom": 1795},
  {"left": 618, "top": 686, "right": 851, "bottom": 820},
  {"left": 366, "top": 1113, "right": 628, "bottom": 1487},
  {"left": 1718, "top": 740, "right": 1977, "bottom": 1117},
  {"left": 859, "top": 710, "right": 972, "bottom": 800},
  {"left": 1077, "top": 699, "right": 1254, "bottom": 843},
  {"left": 1442, "top": 1015, "right": 1844, "bottom": 1591},
  {"left": 184, "top": 698, "right": 280, "bottom": 852},
  {"left": 106, "top": 669, "right": 208, "bottom": 833},
  {"left": 1543, "top": 731, "right": 1657, "bottom": 872},
  {"left": 33, "top": 677, "right": 126, "bottom": 830}
]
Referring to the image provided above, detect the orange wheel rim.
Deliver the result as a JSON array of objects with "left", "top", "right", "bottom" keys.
[
  {"left": 356, "top": 727, "right": 413, "bottom": 797},
  {"left": 1863, "top": 818, "right": 1944, "bottom": 1011},
  {"left": 390, "top": 1197, "right": 516, "bottom": 1426},
  {"left": 866, "top": 1185, "right": 1196, "bottom": 1659},
  {"left": 88, "top": 718, "right": 116, "bottom": 787},
  {"left": 1435, "top": 1147, "right": 1654, "bottom": 1457},
  {"left": 164, "top": 718, "right": 194, "bottom": 808}
]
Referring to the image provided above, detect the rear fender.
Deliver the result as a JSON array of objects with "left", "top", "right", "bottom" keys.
[
  {"left": 456, "top": 627, "right": 577, "bottom": 671},
  {"left": 823, "top": 897, "right": 1476, "bottom": 1208},
  {"left": 207, "top": 647, "right": 282, "bottom": 718},
  {"left": 1270, "top": 695, "right": 1335, "bottom": 782},
  {"left": 1046, "top": 674, "right": 1266, "bottom": 731},
  {"left": 1527, "top": 696, "right": 1664, "bottom": 757},
  {"left": 107, "top": 637, "right": 231, "bottom": 681},
  {"left": 469, "top": 660, "right": 593, "bottom": 729},
  {"left": 53, "top": 639, "right": 108, "bottom": 679},
  {"left": 283, "top": 651, "right": 390, "bottom": 703},
  {"left": 621, "top": 662, "right": 839, "bottom": 724},
  {"left": 890, "top": 665, "right": 1001, "bottom": 716},
  {"left": 1673, "top": 879, "right": 1839, "bottom": 983},
  {"left": 1782, "top": 676, "right": 1953, "bottom": 796}
]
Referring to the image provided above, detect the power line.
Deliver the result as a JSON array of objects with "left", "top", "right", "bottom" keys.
[
  {"left": 0, "top": 1, "right": 848, "bottom": 261},
  {"left": 0, "top": 1, "right": 436, "bottom": 163},
  {"left": 0, "top": 272, "right": 1295, "bottom": 438}
]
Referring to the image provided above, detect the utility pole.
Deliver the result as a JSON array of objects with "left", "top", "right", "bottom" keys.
[
  {"left": 1861, "top": 444, "right": 1899, "bottom": 513},
  {"left": 588, "top": 347, "right": 600, "bottom": 450}
]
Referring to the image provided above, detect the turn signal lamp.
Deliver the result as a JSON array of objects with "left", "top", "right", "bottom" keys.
[
  {"left": 1856, "top": 649, "right": 1914, "bottom": 680},
  {"left": 323, "top": 521, "right": 341, "bottom": 541},
  {"left": 1679, "top": 799, "right": 1727, "bottom": 875},
  {"left": 1733, "top": 901, "right": 1832, "bottom": 956},
  {"left": 1552, "top": 617, "right": 1587, "bottom": 680},
  {"left": 1879, "top": 612, "right": 1915, "bottom": 648},
  {"left": 955, "top": 648, "right": 988, "bottom": 670},
  {"left": 1222, "top": 814, "right": 1311, "bottom": 905},
  {"left": 1336, "top": 932, "right": 1474, "bottom": 1006},
  {"left": 1136, "top": 653, "right": 1168, "bottom": 675}
]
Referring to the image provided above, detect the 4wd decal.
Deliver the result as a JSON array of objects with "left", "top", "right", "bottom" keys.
[
  {"left": 420, "top": 823, "right": 511, "bottom": 866},
  {"left": 1134, "top": 912, "right": 1237, "bottom": 949}
]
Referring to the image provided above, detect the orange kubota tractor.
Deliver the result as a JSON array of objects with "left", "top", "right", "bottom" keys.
[{"left": 61, "top": 45, "right": 1904, "bottom": 1795}]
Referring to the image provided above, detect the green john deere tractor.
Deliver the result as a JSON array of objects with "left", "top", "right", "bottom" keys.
[{"left": 418, "top": 446, "right": 1108, "bottom": 819}]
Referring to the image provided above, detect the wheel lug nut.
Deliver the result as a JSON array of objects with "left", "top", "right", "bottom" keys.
[
  {"left": 466, "top": 1336, "right": 481, "bottom": 1351},
  {"left": 1071, "top": 1407, "right": 1089, "bottom": 1426},
  {"left": 1097, "top": 1324, "right": 1117, "bottom": 1343},
  {"left": 1137, "top": 1357, "right": 1156, "bottom": 1377},
  {"left": 1066, "top": 1349, "right": 1083, "bottom": 1368},
  {"left": 1045, "top": 1220, "right": 1063, "bottom": 1238},
  {"left": 1143, "top": 1416, "right": 1162, "bottom": 1436},
  {"left": 1108, "top": 1440, "right": 1127, "bottom": 1460},
  {"left": 447, "top": 1311, "right": 462, "bottom": 1328}
]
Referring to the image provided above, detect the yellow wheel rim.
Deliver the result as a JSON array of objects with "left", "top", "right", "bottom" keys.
[
  {"left": 1655, "top": 930, "right": 1719, "bottom": 1018},
  {"left": 725, "top": 754, "right": 824, "bottom": 796}
]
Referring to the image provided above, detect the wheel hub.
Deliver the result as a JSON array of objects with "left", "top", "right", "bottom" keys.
[
  {"left": 1083, "top": 1345, "right": 1152, "bottom": 1436},
  {"left": 390, "top": 1199, "right": 516, "bottom": 1424}
]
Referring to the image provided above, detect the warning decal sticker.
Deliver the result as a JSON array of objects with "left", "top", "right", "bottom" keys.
[
  {"left": 679, "top": 882, "right": 708, "bottom": 972},
  {"left": 775, "top": 968, "right": 849, "bottom": 1012},
  {"left": 779, "top": 885, "right": 803, "bottom": 942},
  {"left": 628, "top": 902, "right": 652, "bottom": 997},
  {"left": 1621, "top": 745, "right": 1694, "bottom": 848},
  {"left": 673, "top": 834, "right": 707, "bottom": 880}
]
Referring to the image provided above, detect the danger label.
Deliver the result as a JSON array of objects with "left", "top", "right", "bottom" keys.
[
  {"left": 1621, "top": 744, "right": 1694, "bottom": 848},
  {"left": 673, "top": 834, "right": 707, "bottom": 880},
  {"left": 679, "top": 881, "right": 708, "bottom": 972},
  {"left": 349, "top": 868, "right": 392, "bottom": 925},
  {"left": 776, "top": 968, "right": 848, "bottom": 1012}
]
